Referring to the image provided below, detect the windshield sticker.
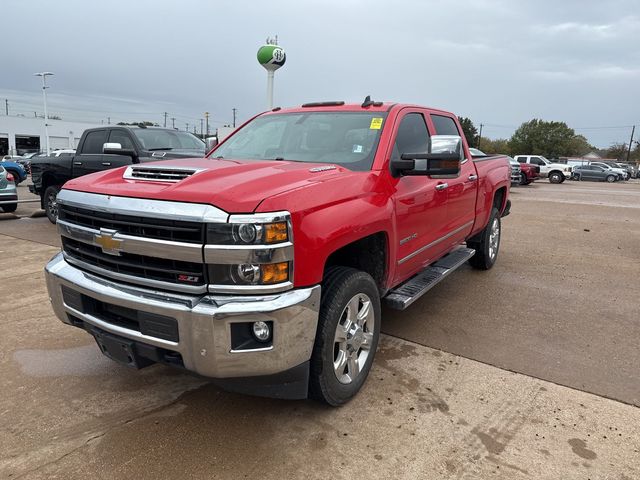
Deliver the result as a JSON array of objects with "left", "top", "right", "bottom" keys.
[
  {"left": 352, "top": 144, "right": 363, "bottom": 153},
  {"left": 370, "top": 117, "right": 383, "bottom": 130}
]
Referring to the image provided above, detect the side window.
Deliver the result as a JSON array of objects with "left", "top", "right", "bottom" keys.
[
  {"left": 431, "top": 115, "right": 460, "bottom": 136},
  {"left": 108, "top": 130, "right": 135, "bottom": 149},
  {"left": 391, "top": 113, "right": 430, "bottom": 161},
  {"left": 81, "top": 130, "right": 107, "bottom": 154},
  {"left": 517, "top": 158, "right": 526, "bottom": 164},
  {"left": 531, "top": 158, "right": 544, "bottom": 166}
]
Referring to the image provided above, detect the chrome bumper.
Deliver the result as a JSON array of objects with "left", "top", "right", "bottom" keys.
[{"left": 45, "top": 252, "right": 320, "bottom": 379}]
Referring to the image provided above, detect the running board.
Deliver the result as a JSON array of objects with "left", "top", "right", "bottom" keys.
[{"left": 384, "top": 247, "right": 476, "bottom": 311}]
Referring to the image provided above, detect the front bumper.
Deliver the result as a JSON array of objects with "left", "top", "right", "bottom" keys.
[{"left": 45, "top": 253, "right": 320, "bottom": 387}]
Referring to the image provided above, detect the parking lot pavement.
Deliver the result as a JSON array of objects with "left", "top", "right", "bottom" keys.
[{"left": 0, "top": 180, "right": 639, "bottom": 478}]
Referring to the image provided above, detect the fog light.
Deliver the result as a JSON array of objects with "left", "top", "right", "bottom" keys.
[{"left": 252, "top": 321, "right": 271, "bottom": 342}]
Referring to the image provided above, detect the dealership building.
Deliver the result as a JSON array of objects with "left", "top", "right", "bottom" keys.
[{"left": 0, "top": 115, "right": 100, "bottom": 156}]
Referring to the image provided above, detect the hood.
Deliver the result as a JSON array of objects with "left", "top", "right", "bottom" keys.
[{"left": 62, "top": 157, "right": 358, "bottom": 213}]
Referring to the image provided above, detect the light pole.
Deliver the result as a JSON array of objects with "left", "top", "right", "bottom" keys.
[{"left": 34, "top": 72, "right": 54, "bottom": 155}]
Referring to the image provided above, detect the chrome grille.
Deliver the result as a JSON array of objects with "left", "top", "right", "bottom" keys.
[{"left": 58, "top": 204, "right": 204, "bottom": 244}]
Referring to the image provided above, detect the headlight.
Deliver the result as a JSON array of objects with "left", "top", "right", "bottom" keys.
[
  {"left": 208, "top": 262, "right": 290, "bottom": 286},
  {"left": 207, "top": 221, "right": 289, "bottom": 245}
]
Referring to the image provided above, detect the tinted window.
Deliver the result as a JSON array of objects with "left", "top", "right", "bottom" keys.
[
  {"left": 81, "top": 130, "right": 107, "bottom": 154},
  {"left": 517, "top": 158, "right": 526, "bottom": 164},
  {"left": 531, "top": 158, "right": 544, "bottom": 166},
  {"left": 108, "top": 130, "right": 135, "bottom": 149},
  {"left": 391, "top": 113, "right": 430, "bottom": 160},
  {"left": 431, "top": 115, "right": 460, "bottom": 136}
]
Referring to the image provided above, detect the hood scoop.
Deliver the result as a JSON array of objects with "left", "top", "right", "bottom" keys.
[{"left": 123, "top": 165, "right": 204, "bottom": 183}]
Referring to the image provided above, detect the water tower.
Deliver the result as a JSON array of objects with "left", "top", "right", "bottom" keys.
[{"left": 257, "top": 37, "right": 286, "bottom": 109}]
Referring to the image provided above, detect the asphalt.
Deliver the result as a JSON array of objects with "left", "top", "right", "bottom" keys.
[{"left": 0, "top": 178, "right": 639, "bottom": 479}]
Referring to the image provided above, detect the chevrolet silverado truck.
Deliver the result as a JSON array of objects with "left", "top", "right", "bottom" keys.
[
  {"left": 29, "top": 125, "right": 206, "bottom": 223},
  {"left": 44, "top": 99, "right": 511, "bottom": 405},
  {"left": 513, "top": 155, "right": 572, "bottom": 183}
]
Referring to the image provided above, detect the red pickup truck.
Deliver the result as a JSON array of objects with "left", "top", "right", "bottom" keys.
[{"left": 45, "top": 99, "right": 511, "bottom": 405}]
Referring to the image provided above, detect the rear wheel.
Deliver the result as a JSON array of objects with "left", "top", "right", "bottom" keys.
[
  {"left": 549, "top": 171, "right": 563, "bottom": 184},
  {"left": 468, "top": 207, "right": 501, "bottom": 270},
  {"left": 44, "top": 185, "right": 61, "bottom": 224},
  {"left": 309, "top": 267, "right": 380, "bottom": 406}
]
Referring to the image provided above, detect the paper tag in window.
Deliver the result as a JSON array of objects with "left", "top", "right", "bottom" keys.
[
  {"left": 352, "top": 144, "right": 363, "bottom": 153},
  {"left": 369, "top": 117, "right": 383, "bottom": 130}
]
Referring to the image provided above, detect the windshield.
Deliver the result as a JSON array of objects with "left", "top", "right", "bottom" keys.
[
  {"left": 133, "top": 129, "right": 205, "bottom": 151},
  {"left": 210, "top": 112, "right": 388, "bottom": 171}
]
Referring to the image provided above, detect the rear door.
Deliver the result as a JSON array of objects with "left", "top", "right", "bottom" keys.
[
  {"left": 72, "top": 129, "right": 107, "bottom": 178},
  {"left": 390, "top": 110, "right": 451, "bottom": 282},
  {"left": 428, "top": 113, "right": 477, "bottom": 244}
]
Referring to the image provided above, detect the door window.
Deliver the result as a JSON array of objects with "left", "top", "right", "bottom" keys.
[
  {"left": 108, "top": 130, "right": 135, "bottom": 149},
  {"left": 431, "top": 115, "right": 460, "bottom": 136},
  {"left": 391, "top": 113, "right": 430, "bottom": 161},
  {"left": 530, "top": 157, "right": 544, "bottom": 166},
  {"left": 81, "top": 130, "right": 107, "bottom": 154}
]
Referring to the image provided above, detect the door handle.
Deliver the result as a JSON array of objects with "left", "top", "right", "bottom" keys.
[
  {"left": 73, "top": 161, "right": 82, "bottom": 165},
  {"left": 101, "top": 162, "right": 111, "bottom": 166},
  {"left": 468, "top": 174, "right": 478, "bottom": 181},
  {"left": 435, "top": 183, "right": 449, "bottom": 191}
]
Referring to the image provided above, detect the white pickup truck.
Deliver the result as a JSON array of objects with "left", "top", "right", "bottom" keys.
[{"left": 513, "top": 155, "right": 573, "bottom": 184}]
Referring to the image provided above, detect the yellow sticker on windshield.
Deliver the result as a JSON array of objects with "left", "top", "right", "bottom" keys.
[{"left": 370, "top": 117, "right": 383, "bottom": 130}]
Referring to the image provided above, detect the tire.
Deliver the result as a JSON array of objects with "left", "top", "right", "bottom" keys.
[
  {"left": 309, "top": 267, "right": 381, "bottom": 406},
  {"left": 7, "top": 169, "right": 21, "bottom": 185},
  {"left": 549, "top": 171, "right": 562, "bottom": 184},
  {"left": 573, "top": 174, "right": 581, "bottom": 181},
  {"left": 44, "top": 185, "right": 62, "bottom": 224},
  {"left": 606, "top": 175, "right": 615, "bottom": 183},
  {"left": 519, "top": 173, "right": 527, "bottom": 185},
  {"left": 1, "top": 203, "right": 17, "bottom": 213},
  {"left": 467, "top": 207, "right": 501, "bottom": 270}
]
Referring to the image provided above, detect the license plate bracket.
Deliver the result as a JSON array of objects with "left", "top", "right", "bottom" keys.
[{"left": 93, "top": 331, "right": 150, "bottom": 369}]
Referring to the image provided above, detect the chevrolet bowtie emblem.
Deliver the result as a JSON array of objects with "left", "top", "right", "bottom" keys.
[{"left": 95, "top": 228, "right": 122, "bottom": 256}]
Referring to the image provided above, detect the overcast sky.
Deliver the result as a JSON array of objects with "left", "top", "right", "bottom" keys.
[{"left": 2, "top": 0, "right": 639, "bottom": 147}]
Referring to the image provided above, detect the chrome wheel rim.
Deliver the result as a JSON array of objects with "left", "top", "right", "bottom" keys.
[
  {"left": 488, "top": 217, "right": 500, "bottom": 260},
  {"left": 333, "top": 293, "right": 375, "bottom": 385},
  {"left": 47, "top": 193, "right": 58, "bottom": 218}
]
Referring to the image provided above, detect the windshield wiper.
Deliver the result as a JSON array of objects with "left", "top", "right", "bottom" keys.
[{"left": 148, "top": 147, "right": 173, "bottom": 151}]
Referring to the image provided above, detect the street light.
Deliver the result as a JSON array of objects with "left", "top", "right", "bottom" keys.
[{"left": 34, "top": 72, "right": 54, "bottom": 155}]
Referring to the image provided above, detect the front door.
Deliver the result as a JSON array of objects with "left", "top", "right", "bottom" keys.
[
  {"left": 389, "top": 110, "right": 450, "bottom": 284},
  {"left": 72, "top": 129, "right": 107, "bottom": 178}
]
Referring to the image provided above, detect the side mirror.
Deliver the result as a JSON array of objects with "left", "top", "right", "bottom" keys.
[
  {"left": 205, "top": 137, "right": 218, "bottom": 151},
  {"left": 391, "top": 135, "right": 463, "bottom": 176},
  {"left": 103, "top": 142, "right": 138, "bottom": 160}
]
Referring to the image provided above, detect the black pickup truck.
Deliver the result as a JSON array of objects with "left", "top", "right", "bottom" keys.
[{"left": 30, "top": 125, "right": 206, "bottom": 223}]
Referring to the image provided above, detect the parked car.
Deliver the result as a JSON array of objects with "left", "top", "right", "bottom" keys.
[
  {"left": 513, "top": 155, "right": 573, "bottom": 183},
  {"left": 589, "top": 162, "right": 628, "bottom": 180},
  {"left": 30, "top": 126, "right": 206, "bottom": 223},
  {"left": 517, "top": 161, "right": 540, "bottom": 185},
  {"left": 44, "top": 99, "right": 511, "bottom": 405},
  {"left": 0, "top": 165, "right": 18, "bottom": 212},
  {"left": 0, "top": 159, "right": 28, "bottom": 185},
  {"left": 573, "top": 165, "right": 619, "bottom": 182}
]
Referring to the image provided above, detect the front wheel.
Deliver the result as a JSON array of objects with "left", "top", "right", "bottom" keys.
[
  {"left": 44, "top": 185, "right": 61, "bottom": 224},
  {"left": 606, "top": 175, "right": 615, "bottom": 183},
  {"left": 309, "top": 267, "right": 381, "bottom": 406},
  {"left": 519, "top": 173, "right": 527, "bottom": 185},
  {"left": 549, "top": 171, "right": 563, "bottom": 184},
  {"left": 468, "top": 207, "right": 501, "bottom": 270}
]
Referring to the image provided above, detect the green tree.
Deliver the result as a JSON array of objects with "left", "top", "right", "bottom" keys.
[
  {"left": 566, "top": 134, "right": 595, "bottom": 156},
  {"left": 458, "top": 117, "right": 478, "bottom": 147},
  {"left": 508, "top": 119, "right": 585, "bottom": 158},
  {"left": 480, "top": 138, "right": 510, "bottom": 155},
  {"left": 606, "top": 143, "right": 629, "bottom": 161}
]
